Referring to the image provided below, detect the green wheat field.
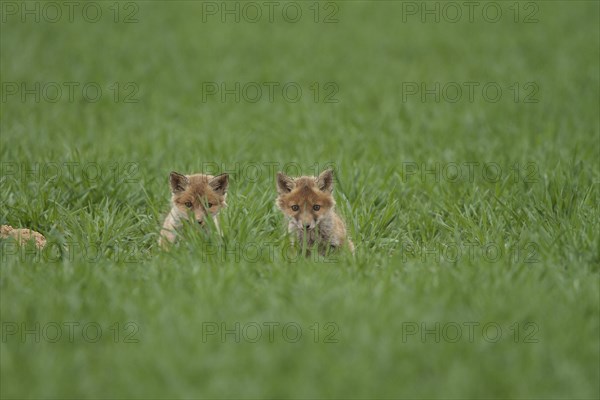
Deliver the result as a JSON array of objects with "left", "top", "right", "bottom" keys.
[{"left": 1, "top": 1, "right": 599, "bottom": 399}]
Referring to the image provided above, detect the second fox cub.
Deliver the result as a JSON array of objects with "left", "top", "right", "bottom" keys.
[
  {"left": 276, "top": 169, "right": 354, "bottom": 255},
  {"left": 159, "top": 171, "right": 229, "bottom": 247}
]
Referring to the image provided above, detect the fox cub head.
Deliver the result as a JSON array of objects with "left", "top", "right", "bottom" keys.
[
  {"left": 169, "top": 171, "right": 229, "bottom": 226},
  {"left": 276, "top": 169, "right": 335, "bottom": 230}
]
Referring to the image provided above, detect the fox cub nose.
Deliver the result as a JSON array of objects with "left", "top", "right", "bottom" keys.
[
  {"left": 304, "top": 223, "right": 312, "bottom": 229},
  {"left": 197, "top": 220, "right": 204, "bottom": 226}
]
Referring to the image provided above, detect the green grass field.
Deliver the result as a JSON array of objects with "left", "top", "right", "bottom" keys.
[{"left": 1, "top": 1, "right": 599, "bottom": 398}]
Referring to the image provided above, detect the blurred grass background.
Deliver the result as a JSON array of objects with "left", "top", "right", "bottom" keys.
[{"left": 1, "top": 1, "right": 599, "bottom": 399}]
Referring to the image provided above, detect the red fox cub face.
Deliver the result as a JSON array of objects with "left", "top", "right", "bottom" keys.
[
  {"left": 169, "top": 171, "right": 229, "bottom": 226},
  {"left": 276, "top": 169, "right": 335, "bottom": 230}
]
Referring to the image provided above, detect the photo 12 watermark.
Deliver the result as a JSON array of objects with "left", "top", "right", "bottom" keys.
[
  {"left": 198, "top": 161, "right": 340, "bottom": 183},
  {"left": 201, "top": 321, "right": 340, "bottom": 343},
  {"left": 1, "top": 82, "right": 140, "bottom": 104},
  {"left": 400, "top": 162, "right": 539, "bottom": 184},
  {"left": 401, "top": 321, "right": 540, "bottom": 343},
  {"left": 1, "top": 321, "right": 140, "bottom": 343},
  {"left": 401, "top": 82, "right": 539, "bottom": 104},
  {"left": 399, "top": 1, "right": 540, "bottom": 24},
  {"left": 1, "top": 161, "right": 140, "bottom": 184},
  {"left": 200, "top": 1, "right": 340, "bottom": 24},
  {"left": 0, "top": 240, "right": 150, "bottom": 264},
  {"left": 1, "top": 1, "right": 140, "bottom": 24},
  {"left": 399, "top": 241, "right": 540, "bottom": 264},
  {"left": 195, "top": 241, "right": 341, "bottom": 263},
  {"left": 201, "top": 81, "right": 339, "bottom": 104}
]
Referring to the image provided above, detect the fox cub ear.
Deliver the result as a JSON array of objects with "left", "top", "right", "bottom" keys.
[
  {"left": 317, "top": 169, "right": 334, "bottom": 192},
  {"left": 169, "top": 171, "right": 189, "bottom": 193},
  {"left": 209, "top": 173, "right": 229, "bottom": 195},
  {"left": 277, "top": 172, "right": 295, "bottom": 194}
]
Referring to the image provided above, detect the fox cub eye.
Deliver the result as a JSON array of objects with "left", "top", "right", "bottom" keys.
[
  {"left": 291, "top": 205, "right": 300, "bottom": 211},
  {"left": 207, "top": 203, "right": 213, "bottom": 208},
  {"left": 313, "top": 205, "right": 321, "bottom": 211},
  {"left": 185, "top": 201, "right": 193, "bottom": 208}
]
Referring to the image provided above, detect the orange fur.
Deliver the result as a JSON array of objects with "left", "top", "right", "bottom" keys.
[
  {"left": 159, "top": 171, "right": 228, "bottom": 248},
  {"left": 276, "top": 169, "right": 354, "bottom": 255},
  {"left": 1, "top": 225, "right": 46, "bottom": 249}
]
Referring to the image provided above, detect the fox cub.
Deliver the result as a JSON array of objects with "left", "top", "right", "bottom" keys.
[
  {"left": 276, "top": 169, "right": 354, "bottom": 255},
  {"left": 159, "top": 171, "right": 229, "bottom": 247}
]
